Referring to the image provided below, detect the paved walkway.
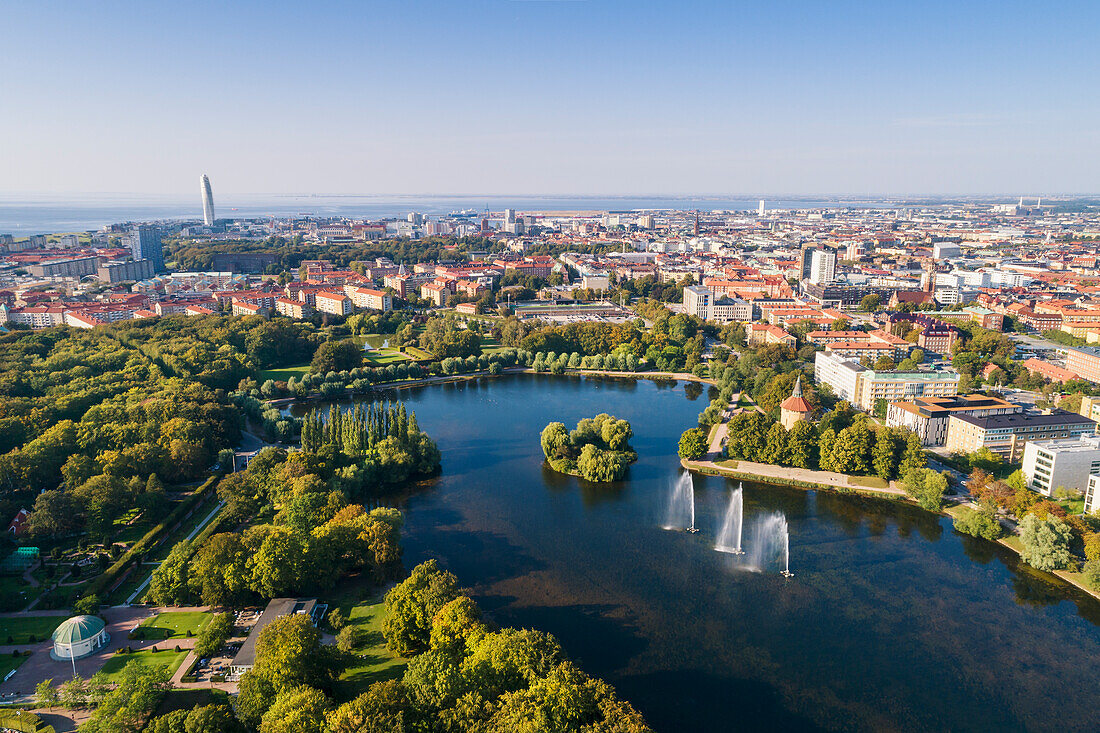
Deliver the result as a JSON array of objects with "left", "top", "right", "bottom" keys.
[{"left": 685, "top": 456, "right": 906, "bottom": 496}]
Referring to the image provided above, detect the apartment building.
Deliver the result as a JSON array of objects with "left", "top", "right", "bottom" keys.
[
  {"left": 1064, "top": 347, "right": 1100, "bottom": 384},
  {"left": 945, "top": 410, "right": 1098, "bottom": 462},
  {"left": 314, "top": 291, "right": 353, "bottom": 316},
  {"left": 886, "top": 394, "right": 1020, "bottom": 446},
  {"left": 275, "top": 297, "right": 312, "bottom": 319},
  {"left": 1021, "top": 435, "right": 1100, "bottom": 496},
  {"left": 344, "top": 286, "right": 393, "bottom": 312}
]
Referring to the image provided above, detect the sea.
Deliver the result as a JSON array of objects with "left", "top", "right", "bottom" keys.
[{"left": 0, "top": 193, "right": 905, "bottom": 235}]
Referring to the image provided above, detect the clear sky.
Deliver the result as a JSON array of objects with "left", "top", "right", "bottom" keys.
[{"left": 2, "top": 0, "right": 1098, "bottom": 196}]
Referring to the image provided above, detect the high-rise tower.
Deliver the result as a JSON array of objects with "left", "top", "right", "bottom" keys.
[
  {"left": 201, "top": 174, "right": 215, "bottom": 226},
  {"left": 129, "top": 225, "right": 164, "bottom": 273}
]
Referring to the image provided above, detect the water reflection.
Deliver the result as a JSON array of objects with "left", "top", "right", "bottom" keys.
[{"left": 310, "top": 375, "right": 1100, "bottom": 732}]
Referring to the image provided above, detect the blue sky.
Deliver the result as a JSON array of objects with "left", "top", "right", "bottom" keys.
[{"left": 2, "top": 0, "right": 1098, "bottom": 195}]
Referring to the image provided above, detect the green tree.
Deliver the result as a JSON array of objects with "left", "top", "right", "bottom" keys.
[
  {"left": 540, "top": 423, "right": 569, "bottom": 460},
  {"left": 787, "top": 421, "right": 817, "bottom": 469},
  {"left": 193, "top": 612, "right": 233, "bottom": 659},
  {"left": 1019, "top": 513, "right": 1075, "bottom": 571},
  {"left": 897, "top": 432, "right": 926, "bottom": 476},
  {"left": 259, "top": 686, "right": 329, "bottom": 733},
  {"left": 858, "top": 293, "right": 881, "bottom": 312},
  {"left": 35, "top": 679, "right": 58, "bottom": 710},
  {"left": 80, "top": 665, "right": 171, "bottom": 733},
  {"left": 953, "top": 506, "right": 1003, "bottom": 540},
  {"left": 678, "top": 428, "right": 709, "bottom": 460},
  {"left": 311, "top": 340, "right": 363, "bottom": 374},
  {"left": 901, "top": 468, "right": 948, "bottom": 512},
  {"left": 871, "top": 429, "right": 899, "bottom": 480},
  {"left": 146, "top": 541, "right": 193, "bottom": 606},
  {"left": 383, "top": 559, "right": 461, "bottom": 656}
]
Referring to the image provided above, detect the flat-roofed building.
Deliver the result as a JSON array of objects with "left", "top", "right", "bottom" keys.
[
  {"left": 814, "top": 351, "right": 865, "bottom": 403},
  {"left": 229, "top": 598, "right": 326, "bottom": 679},
  {"left": 855, "top": 367, "right": 960, "bottom": 412},
  {"left": 887, "top": 394, "right": 1021, "bottom": 446},
  {"left": 1086, "top": 474, "right": 1100, "bottom": 514},
  {"left": 945, "top": 409, "right": 1098, "bottom": 462},
  {"left": 1022, "top": 435, "right": 1100, "bottom": 497}
]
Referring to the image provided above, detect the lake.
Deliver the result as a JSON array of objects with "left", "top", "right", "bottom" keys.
[{"left": 303, "top": 375, "right": 1100, "bottom": 732}]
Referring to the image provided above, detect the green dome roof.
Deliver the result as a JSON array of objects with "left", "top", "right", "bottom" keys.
[{"left": 52, "top": 615, "right": 105, "bottom": 645}]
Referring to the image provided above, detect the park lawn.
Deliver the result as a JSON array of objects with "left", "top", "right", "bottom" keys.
[
  {"left": 139, "top": 611, "right": 212, "bottom": 640},
  {"left": 1057, "top": 497, "right": 1086, "bottom": 515},
  {"left": 848, "top": 476, "right": 890, "bottom": 490},
  {"left": 402, "top": 346, "right": 435, "bottom": 361},
  {"left": 336, "top": 598, "right": 406, "bottom": 700},
  {"left": 363, "top": 349, "right": 410, "bottom": 365},
  {"left": 98, "top": 650, "right": 189, "bottom": 683},
  {"left": 1001, "top": 535, "right": 1025, "bottom": 553},
  {"left": 478, "top": 336, "right": 507, "bottom": 354},
  {"left": 259, "top": 363, "right": 311, "bottom": 382},
  {"left": 713, "top": 459, "right": 739, "bottom": 470},
  {"left": 0, "top": 616, "right": 61, "bottom": 644},
  {"left": 0, "top": 654, "right": 27, "bottom": 680}
]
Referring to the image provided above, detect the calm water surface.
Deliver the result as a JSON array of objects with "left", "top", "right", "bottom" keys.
[{"left": 309, "top": 376, "right": 1100, "bottom": 732}]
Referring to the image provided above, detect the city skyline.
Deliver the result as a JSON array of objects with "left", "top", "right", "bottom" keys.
[{"left": 3, "top": 1, "right": 1099, "bottom": 196}]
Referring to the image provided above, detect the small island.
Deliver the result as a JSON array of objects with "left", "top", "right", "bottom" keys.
[{"left": 540, "top": 413, "right": 638, "bottom": 482}]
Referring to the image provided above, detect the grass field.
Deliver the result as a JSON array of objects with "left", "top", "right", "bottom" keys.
[
  {"left": 258, "top": 364, "right": 311, "bottom": 382},
  {"left": 139, "top": 612, "right": 211, "bottom": 640},
  {"left": 0, "top": 616, "right": 62, "bottom": 644},
  {"left": 336, "top": 599, "right": 406, "bottom": 699},
  {"left": 363, "top": 348, "right": 411, "bottom": 365},
  {"left": 402, "top": 346, "right": 435, "bottom": 361},
  {"left": 98, "top": 650, "right": 189, "bottom": 682},
  {"left": 0, "top": 655, "right": 27, "bottom": 680},
  {"left": 714, "top": 459, "right": 739, "bottom": 470},
  {"left": 848, "top": 476, "right": 890, "bottom": 489}
]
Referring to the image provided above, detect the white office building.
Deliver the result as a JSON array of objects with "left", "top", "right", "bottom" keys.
[
  {"left": 809, "top": 249, "right": 837, "bottom": 285},
  {"left": 1021, "top": 435, "right": 1100, "bottom": 497},
  {"left": 814, "top": 351, "right": 864, "bottom": 402}
]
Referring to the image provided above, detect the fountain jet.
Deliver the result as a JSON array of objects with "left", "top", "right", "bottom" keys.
[
  {"left": 662, "top": 473, "right": 698, "bottom": 533},
  {"left": 715, "top": 483, "right": 744, "bottom": 554}
]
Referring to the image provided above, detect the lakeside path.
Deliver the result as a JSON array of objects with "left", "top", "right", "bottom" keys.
[{"left": 682, "top": 456, "right": 907, "bottom": 497}]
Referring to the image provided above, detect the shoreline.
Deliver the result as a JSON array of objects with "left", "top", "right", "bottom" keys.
[{"left": 266, "top": 367, "right": 1100, "bottom": 606}]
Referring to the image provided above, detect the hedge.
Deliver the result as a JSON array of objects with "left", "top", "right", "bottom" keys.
[{"left": 79, "top": 475, "right": 220, "bottom": 600}]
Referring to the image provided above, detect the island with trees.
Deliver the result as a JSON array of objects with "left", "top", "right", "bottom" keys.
[{"left": 540, "top": 414, "right": 637, "bottom": 482}]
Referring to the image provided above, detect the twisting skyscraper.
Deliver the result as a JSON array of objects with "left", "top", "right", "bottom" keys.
[{"left": 200, "top": 174, "right": 215, "bottom": 226}]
